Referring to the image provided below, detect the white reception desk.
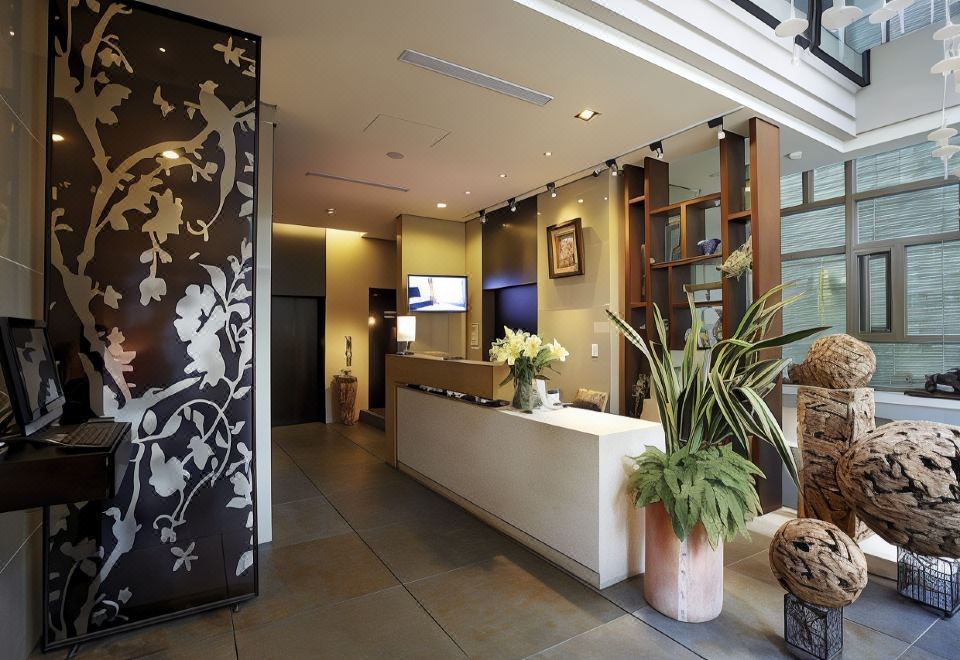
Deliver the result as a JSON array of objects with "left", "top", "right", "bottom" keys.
[{"left": 396, "top": 387, "right": 665, "bottom": 588}]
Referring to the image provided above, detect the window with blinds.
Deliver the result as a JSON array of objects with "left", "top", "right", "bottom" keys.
[
  {"left": 782, "top": 205, "right": 845, "bottom": 252},
  {"left": 813, "top": 162, "right": 844, "bottom": 201},
  {"left": 856, "top": 142, "right": 945, "bottom": 192},
  {"left": 857, "top": 185, "right": 960, "bottom": 243},
  {"left": 781, "top": 171, "right": 802, "bottom": 208},
  {"left": 905, "top": 240, "right": 960, "bottom": 337},
  {"left": 782, "top": 255, "right": 847, "bottom": 369}
]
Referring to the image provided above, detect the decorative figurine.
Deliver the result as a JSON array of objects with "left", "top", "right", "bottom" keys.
[
  {"left": 788, "top": 334, "right": 876, "bottom": 389},
  {"left": 719, "top": 241, "right": 752, "bottom": 279},
  {"left": 344, "top": 335, "right": 352, "bottom": 374},
  {"left": 925, "top": 368, "right": 960, "bottom": 395},
  {"left": 631, "top": 373, "right": 649, "bottom": 418},
  {"left": 697, "top": 238, "right": 721, "bottom": 255}
]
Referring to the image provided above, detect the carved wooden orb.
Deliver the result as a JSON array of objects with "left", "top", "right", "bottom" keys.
[
  {"left": 788, "top": 334, "right": 876, "bottom": 389},
  {"left": 769, "top": 518, "right": 867, "bottom": 608},
  {"left": 837, "top": 421, "right": 960, "bottom": 558}
]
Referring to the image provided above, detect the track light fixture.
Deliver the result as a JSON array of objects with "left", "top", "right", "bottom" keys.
[
  {"left": 605, "top": 158, "right": 619, "bottom": 176},
  {"left": 592, "top": 167, "right": 603, "bottom": 177},
  {"left": 508, "top": 197, "right": 517, "bottom": 212},
  {"left": 708, "top": 117, "right": 725, "bottom": 141},
  {"left": 547, "top": 182, "right": 557, "bottom": 198},
  {"left": 650, "top": 141, "right": 664, "bottom": 159},
  {"left": 479, "top": 209, "right": 487, "bottom": 224}
]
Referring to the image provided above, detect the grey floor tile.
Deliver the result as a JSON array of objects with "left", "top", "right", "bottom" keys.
[
  {"left": 899, "top": 645, "right": 951, "bottom": 660},
  {"left": 270, "top": 445, "right": 321, "bottom": 504},
  {"left": 72, "top": 607, "right": 234, "bottom": 659},
  {"left": 142, "top": 632, "right": 238, "bottom": 659},
  {"left": 232, "top": 533, "right": 397, "bottom": 631},
  {"left": 407, "top": 550, "right": 622, "bottom": 659},
  {"left": 359, "top": 515, "right": 519, "bottom": 583},
  {"left": 599, "top": 573, "right": 647, "bottom": 613},
  {"left": 723, "top": 532, "right": 771, "bottom": 566},
  {"left": 270, "top": 496, "right": 351, "bottom": 549},
  {"left": 235, "top": 586, "right": 464, "bottom": 659},
  {"left": 845, "top": 576, "right": 942, "bottom": 644},
  {"left": 913, "top": 614, "right": 960, "bottom": 659},
  {"left": 331, "top": 422, "right": 391, "bottom": 461},
  {"left": 324, "top": 477, "right": 471, "bottom": 531},
  {"left": 530, "top": 614, "right": 699, "bottom": 659},
  {"left": 635, "top": 569, "right": 909, "bottom": 660},
  {"left": 297, "top": 451, "right": 405, "bottom": 497}
]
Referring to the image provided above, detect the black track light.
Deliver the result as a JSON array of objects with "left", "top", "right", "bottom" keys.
[
  {"left": 547, "top": 182, "right": 557, "bottom": 198},
  {"left": 650, "top": 141, "right": 664, "bottom": 159},
  {"left": 592, "top": 167, "right": 603, "bottom": 177},
  {"left": 708, "top": 116, "right": 725, "bottom": 140},
  {"left": 479, "top": 209, "right": 487, "bottom": 224},
  {"left": 605, "top": 158, "right": 619, "bottom": 176},
  {"left": 508, "top": 197, "right": 517, "bottom": 212}
]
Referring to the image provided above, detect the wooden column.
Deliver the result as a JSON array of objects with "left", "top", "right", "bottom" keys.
[{"left": 797, "top": 386, "right": 875, "bottom": 539}]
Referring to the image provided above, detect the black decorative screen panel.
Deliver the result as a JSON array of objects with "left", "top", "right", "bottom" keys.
[{"left": 44, "top": 1, "right": 259, "bottom": 647}]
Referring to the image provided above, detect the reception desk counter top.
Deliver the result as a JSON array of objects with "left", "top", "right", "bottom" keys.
[{"left": 396, "top": 386, "right": 665, "bottom": 588}]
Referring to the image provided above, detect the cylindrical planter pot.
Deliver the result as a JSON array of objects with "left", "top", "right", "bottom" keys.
[{"left": 643, "top": 500, "right": 724, "bottom": 622}]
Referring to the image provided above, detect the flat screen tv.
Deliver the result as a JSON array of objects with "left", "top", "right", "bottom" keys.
[{"left": 408, "top": 274, "right": 467, "bottom": 313}]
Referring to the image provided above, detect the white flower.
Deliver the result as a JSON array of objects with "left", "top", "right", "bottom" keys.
[
  {"left": 548, "top": 339, "right": 569, "bottom": 362},
  {"left": 523, "top": 335, "right": 542, "bottom": 359}
]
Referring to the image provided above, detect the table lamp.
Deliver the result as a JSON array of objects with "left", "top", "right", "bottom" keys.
[{"left": 397, "top": 315, "right": 416, "bottom": 355}]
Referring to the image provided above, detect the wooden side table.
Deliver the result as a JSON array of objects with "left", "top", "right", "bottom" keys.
[{"left": 334, "top": 374, "right": 358, "bottom": 425}]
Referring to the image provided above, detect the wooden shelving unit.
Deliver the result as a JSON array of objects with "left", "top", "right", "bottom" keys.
[{"left": 618, "top": 117, "right": 784, "bottom": 511}]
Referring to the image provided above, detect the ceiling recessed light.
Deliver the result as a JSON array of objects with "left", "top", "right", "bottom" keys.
[
  {"left": 159, "top": 47, "right": 166, "bottom": 53},
  {"left": 544, "top": 151, "right": 552, "bottom": 157},
  {"left": 9, "top": 30, "right": 15, "bottom": 37},
  {"left": 436, "top": 202, "right": 447, "bottom": 208},
  {"left": 574, "top": 108, "right": 599, "bottom": 121},
  {"left": 577, "top": 198, "right": 584, "bottom": 204},
  {"left": 51, "top": 133, "right": 64, "bottom": 143},
  {"left": 326, "top": 208, "right": 335, "bottom": 215},
  {"left": 161, "top": 150, "right": 179, "bottom": 159},
  {"left": 465, "top": 191, "right": 471, "bottom": 195},
  {"left": 499, "top": 173, "right": 507, "bottom": 178},
  {"left": 386, "top": 151, "right": 405, "bottom": 159}
]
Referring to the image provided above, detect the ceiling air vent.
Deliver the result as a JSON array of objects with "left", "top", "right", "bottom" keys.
[
  {"left": 398, "top": 49, "right": 553, "bottom": 107},
  {"left": 305, "top": 171, "right": 409, "bottom": 192}
]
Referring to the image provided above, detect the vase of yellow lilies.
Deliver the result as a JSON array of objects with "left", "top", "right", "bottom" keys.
[{"left": 489, "top": 327, "right": 569, "bottom": 412}]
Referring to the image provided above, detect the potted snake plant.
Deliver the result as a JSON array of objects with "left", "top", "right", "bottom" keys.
[{"left": 605, "top": 284, "right": 823, "bottom": 623}]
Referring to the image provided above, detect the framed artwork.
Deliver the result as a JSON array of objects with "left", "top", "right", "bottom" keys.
[{"left": 547, "top": 218, "right": 585, "bottom": 278}]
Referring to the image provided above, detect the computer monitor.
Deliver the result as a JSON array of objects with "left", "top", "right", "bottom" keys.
[{"left": 0, "top": 318, "right": 65, "bottom": 436}]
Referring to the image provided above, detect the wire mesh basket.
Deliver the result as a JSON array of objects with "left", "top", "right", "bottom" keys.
[
  {"left": 783, "top": 593, "right": 844, "bottom": 660},
  {"left": 897, "top": 547, "right": 960, "bottom": 616}
]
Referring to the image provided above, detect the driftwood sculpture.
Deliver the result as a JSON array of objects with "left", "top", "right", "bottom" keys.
[
  {"left": 925, "top": 368, "right": 960, "bottom": 394},
  {"left": 788, "top": 334, "right": 876, "bottom": 390},
  {"left": 796, "top": 386, "right": 875, "bottom": 541},
  {"left": 837, "top": 421, "right": 960, "bottom": 558},
  {"left": 769, "top": 518, "right": 868, "bottom": 609}
]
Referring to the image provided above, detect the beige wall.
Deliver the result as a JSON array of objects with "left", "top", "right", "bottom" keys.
[
  {"left": 465, "top": 218, "right": 484, "bottom": 361},
  {"left": 537, "top": 175, "right": 622, "bottom": 412},
  {"left": 0, "top": 1, "right": 47, "bottom": 656},
  {"left": 325, "top": 230, "right": 396, "bottom": 422},
  {"left": 397, "top": 215, "right": 467, "bottom": 357}
]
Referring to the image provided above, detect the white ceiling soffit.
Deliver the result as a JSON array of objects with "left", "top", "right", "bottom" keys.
[{"left": 398, "top": 49, "right": 554, "bottom": 106}]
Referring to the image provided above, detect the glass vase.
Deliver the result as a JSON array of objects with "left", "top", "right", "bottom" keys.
[{"left": 511, "top": 376, "right": 541, "bottom": 412}]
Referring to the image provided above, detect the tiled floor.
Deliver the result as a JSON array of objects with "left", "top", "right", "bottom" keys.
[{"left": 33, "top": 422, "right": 960, "bottom": 659}]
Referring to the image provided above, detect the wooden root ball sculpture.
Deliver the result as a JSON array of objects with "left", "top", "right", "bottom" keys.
[
  {"left": 769, "top": 519, "right": 868, "bottom": 609},
  {"left": 788, "top": 334, "right": 876, "bottom": 390},
  {"left": 837, "top": 421, "right": 960, "bottom": 558}
]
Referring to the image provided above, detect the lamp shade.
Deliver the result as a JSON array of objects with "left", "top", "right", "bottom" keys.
[{"left": 397, "top": 315, "right": 416, "bottom": 342}]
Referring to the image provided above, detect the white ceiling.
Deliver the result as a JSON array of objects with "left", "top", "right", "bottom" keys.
[{"left": 146, "top": 0, "right": 741, "bottom": 238}]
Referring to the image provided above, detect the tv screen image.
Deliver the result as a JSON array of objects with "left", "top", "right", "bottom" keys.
[
  {"left": 408, "top": 275, "right": 467, "bottom": 312},
  {"left": 0, "top": 318, "right": 66, "bottom": 435}
]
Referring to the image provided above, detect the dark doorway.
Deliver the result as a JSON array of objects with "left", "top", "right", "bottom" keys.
[
  {"left": 271, "top": 296, "right": 325, "bottom": 426},
  {"left": 493, "top": 283, "right": 538, "bottom": 341},
  {"left": 368, "top": 288, "right": 397, "bottom": 410}
]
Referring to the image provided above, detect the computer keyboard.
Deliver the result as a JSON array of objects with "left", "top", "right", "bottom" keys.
[{"left": 51, "top": 421, "right": 123, "bottom": 450}]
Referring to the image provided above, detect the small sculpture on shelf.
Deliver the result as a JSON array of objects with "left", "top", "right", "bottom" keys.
[
  {"left": 343, "top": 335, "right": 353, "bottom": 375},
  {"left": 697, "top": 238, "right": 721, "bottom": 255},
  {"left": 925, "top": 367, "right": 960, "bottom": 395},
  {"left": 719, "top": 240, "right": 752, "bottom": 279},
  {"left": 631, "top": 372, "right": 649, "bottom": 418}
]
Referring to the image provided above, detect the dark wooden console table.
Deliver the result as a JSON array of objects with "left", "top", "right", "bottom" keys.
[{"left": 0, "top": 422, "right": 132, "bottom": 513}]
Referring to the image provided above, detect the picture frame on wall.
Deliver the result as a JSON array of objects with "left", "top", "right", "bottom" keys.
[{"left": 546, "top": 218, "right": 585, "bottom": 279}]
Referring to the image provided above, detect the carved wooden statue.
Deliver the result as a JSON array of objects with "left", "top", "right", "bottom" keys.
[
  {"left": 837, "top": 421, "right": 960, "bottom": 558},
  {"left": 797, "top": 386, "right": 875, "bottom": 541},
  {"left": 926, "top": 368, "right": 960, "bottom": 395},
  {"left": 769, "top": 518, "right": 868, "bottom": 609},
  {"left": 788, "top": 334, "right": 876, "bottom": 390},
  {"left": 345, "top": 335, "right": 353, "bottom": 369}
]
